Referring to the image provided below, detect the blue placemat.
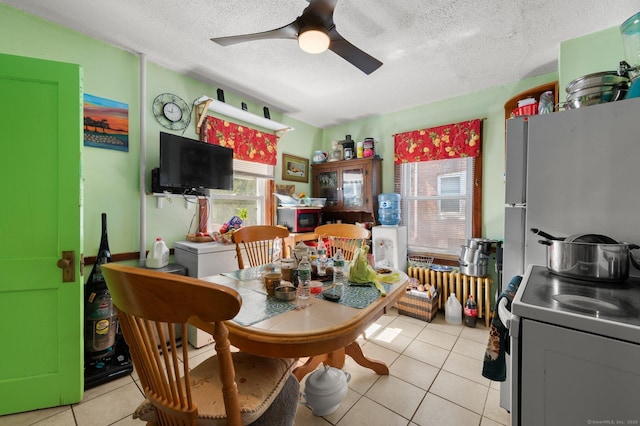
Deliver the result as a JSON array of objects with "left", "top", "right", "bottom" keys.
[
  {"left": 232, "top": 287, "right": 297, "bottom": 326},
  {"left": 316, "top": 282, "right": 395, "bottom": 309}
]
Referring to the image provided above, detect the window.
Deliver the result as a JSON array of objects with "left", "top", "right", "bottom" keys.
[
  {"left": 395, "top": 157, "right": 481, "bottom": 257},
  {"left": 208, "top": 159, "right": 274, "bottom": 227},
  {"left": 437, "top": 172, "right": 466, "bottom": 216}
]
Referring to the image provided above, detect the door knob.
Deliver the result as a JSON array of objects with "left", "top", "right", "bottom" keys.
[{"left": 57, "top": 251, "right": 75, "bottom": 282}]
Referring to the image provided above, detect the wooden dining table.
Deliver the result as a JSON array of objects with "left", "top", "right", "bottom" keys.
[{"left": 189, "top": 269, "right": 409, "bottom": 381}]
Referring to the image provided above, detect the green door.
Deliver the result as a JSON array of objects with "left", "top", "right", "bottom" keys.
[{"left": 0, "top": 53, "right": 83, "bottom": 414}]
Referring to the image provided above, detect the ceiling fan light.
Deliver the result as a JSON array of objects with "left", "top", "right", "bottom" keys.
[{"left": 298, "top": 27, "right": 330, "bottom": 54}]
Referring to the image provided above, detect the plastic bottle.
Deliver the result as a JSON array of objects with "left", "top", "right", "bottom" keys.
[
  {"left": 297, "top": 256, "right": 311, "bottom": 299},
  {"left": 317, "top": 239, "right": 328, "bottom": 276},
  {"left": 333, "top": 249, "right": 346, "bottom": 287},
  {"left": 147, "top": 237, "right": 170, "bottom": 268},
  {"left": 445, "top": 293, "right": 462, "bottom": 325},
  {"left": 464, "top": 295, "right": 478, "bottom": 328},
  {"left": 378, "top": 193, "right": 401, "bottom": 226}
]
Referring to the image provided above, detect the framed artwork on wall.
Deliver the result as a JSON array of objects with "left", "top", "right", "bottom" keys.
[
  {"left": 83, "top": 93, "right": 129, "bottom": 152},
  {"left": 282, "top": 153, "right": 309, "bottom": 183},
  {"left": 275, "top": 184, "right": 296, "bottom": 196}
]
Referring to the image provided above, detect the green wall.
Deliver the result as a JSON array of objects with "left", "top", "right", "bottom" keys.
[
  {"left": 322, "top": 73, "right": 556, "bottom": 240},
  {"left": 559, "top": 26, "right": 626, "bottom": 99},
  {"left": 0, "top": 4, "right": 321, "bottom": 258},
  {"left": 0, "top": 3, "right": 625, "bottom": 261}
]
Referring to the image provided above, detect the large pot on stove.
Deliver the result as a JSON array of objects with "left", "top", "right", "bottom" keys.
[{"left": 532, "top": 229, "right": 640, "bottom": 282}]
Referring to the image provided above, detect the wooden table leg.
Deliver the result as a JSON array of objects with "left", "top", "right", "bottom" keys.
[
  {"left": 344, "top": 341, "right": 389, "bottom": 375},
  {"left": 293, "top": 348, "right": 347, "bottom": 381},
  {"left": 293, "top": 341, "right": 389, "bottom": 380},
  {"left": 293, "top": 355, "right": 327, "bottom": 381}
]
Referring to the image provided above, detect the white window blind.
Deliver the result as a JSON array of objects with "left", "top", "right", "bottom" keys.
[{"left": 395, "top": 157, "right": 474, "bottom": 256}]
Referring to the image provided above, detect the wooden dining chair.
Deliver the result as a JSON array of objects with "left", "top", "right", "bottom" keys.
[
  {"left": 314, "top": 223, "right": 371, "bottom": 261},
  {"left": 232, "top": 225, "right": 290, "bottom": 269},
  {"left": 101, "top": 263, "right": 299, "bottom": 426}
]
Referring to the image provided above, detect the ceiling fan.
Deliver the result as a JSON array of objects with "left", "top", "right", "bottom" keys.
[{"left": 210, "top": 0, "right": 383, "bottom": 75}]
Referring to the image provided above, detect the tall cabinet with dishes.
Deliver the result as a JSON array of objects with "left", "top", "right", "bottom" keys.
[{"left": 312, "top": 157, "right": 382, "bottom": 225}]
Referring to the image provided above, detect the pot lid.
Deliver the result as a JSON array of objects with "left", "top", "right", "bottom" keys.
[
  {"left": 565, "top": 71, "right": 629, "bottom": 93},
  {"left": 305, "top": 366, "right": 348, "bottom": 395}
]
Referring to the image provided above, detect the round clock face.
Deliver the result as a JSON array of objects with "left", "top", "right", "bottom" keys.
[
  {"left": 163, "top": 102, "right": 182, "bottom": 122},
  {"left": 152, "top": 93, "right": 191, "bottom": 130}
]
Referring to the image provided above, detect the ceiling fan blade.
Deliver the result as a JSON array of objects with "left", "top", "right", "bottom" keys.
[
  {"left": 328, "top": 28, "right": 383, "bottom": 74},
  {"left": 302, "top": 0, "right": 338, "bottom": 26},
  {"left": 211, "top": 21, "right": 299, "bottom": 46}
]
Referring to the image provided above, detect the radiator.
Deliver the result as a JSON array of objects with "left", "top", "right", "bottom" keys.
[{"left": 407, "top": 267, "right": 493, "bottom": 327}]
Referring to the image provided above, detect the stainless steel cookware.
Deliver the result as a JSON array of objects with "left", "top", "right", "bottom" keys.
[
  {"left": 565, "top": 71, "right": 630, "bottom": 93},
  {"left": 459, "top": 258, "right": 489, "bottom": 277},
  {"left": 538, "top": 239, "right": 640, "bottom": 282},
  {"left": 531, "top": 228, "right": 618, "bottom": 244},
  {"left": 565, "top": 84, "right": 628, "bottom": 109},
  {"left": 460, "top": 245, "right": 488, "bottom": 264},
  {"left": 466, "top": 238, "right": 495, "bottom": 255}
]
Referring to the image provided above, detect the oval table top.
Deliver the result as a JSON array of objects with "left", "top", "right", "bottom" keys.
[{"left": 190, "top": 270, "right": 409, "bottom": 359}]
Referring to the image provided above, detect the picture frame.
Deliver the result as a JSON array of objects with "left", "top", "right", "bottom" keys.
[
  {"left": 275, "top": 184, "right": 296, "bottom": 196},
  {"left": 282, "top": 153, "right": 309, "bottom": 183}
]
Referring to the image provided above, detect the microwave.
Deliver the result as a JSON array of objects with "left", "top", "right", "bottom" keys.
[{"left": 277, "top": 207, "right": 322, "bottom": 233}]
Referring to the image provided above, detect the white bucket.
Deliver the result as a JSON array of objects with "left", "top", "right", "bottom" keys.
[{"left": 147, "top": 238, "right": 169, "bottom": 268}]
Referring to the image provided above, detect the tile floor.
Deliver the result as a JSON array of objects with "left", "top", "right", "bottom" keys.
[{"left": 0, "top": 308, "right": 510, "bottom": 426}]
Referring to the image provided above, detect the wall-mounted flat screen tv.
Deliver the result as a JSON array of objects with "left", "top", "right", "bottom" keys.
[{"left": 158, "top": 132, "right": 233, "bottom": 194}]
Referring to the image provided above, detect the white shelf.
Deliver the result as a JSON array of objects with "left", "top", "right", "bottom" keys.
[
  {"left": 194, "top": 95, "right": 294, "bottom": 135},
  {"left": 151, "top": 192, "right": 202, "bottom": 209}
]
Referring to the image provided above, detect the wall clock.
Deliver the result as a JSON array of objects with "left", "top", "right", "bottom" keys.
[{"left": 152, "top": 93, "right": 191, "bottom": 131}]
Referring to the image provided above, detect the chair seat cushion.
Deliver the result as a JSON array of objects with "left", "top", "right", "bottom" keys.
[{"left": 134, "top": 353, "right": 297, "bottom": 425}]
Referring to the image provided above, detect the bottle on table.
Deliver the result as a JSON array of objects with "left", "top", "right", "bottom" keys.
[
  {"left": 297, "top": 256, "right": 311, "bottom": 299},
  {"left": 333, "top": 249, "right": 346, "bottom": 288},
  {"left": 464, "top": 295, "right": 478, "bottom": 328},
  {"left": 317, "top": 239, "right": 328, "bottom": 276}
]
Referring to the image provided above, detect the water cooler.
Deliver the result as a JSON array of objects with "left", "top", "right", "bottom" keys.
[{"left": 372, "top": 226, "right": 408, "bottom": 272}]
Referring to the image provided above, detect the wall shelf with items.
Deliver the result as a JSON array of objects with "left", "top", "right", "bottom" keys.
[
  {"left": 193, "top": 95, "right": 294, "bottom": 137},
  {"left": 504, "top": 81, "right": 559, "bottom": 121}
]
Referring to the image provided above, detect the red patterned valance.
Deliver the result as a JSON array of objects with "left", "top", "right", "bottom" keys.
[
  {"left": 201, "top": 116, "right": 278, "bottom": 165},
  {"left": 394, "top": 119, "right": 482, "bottom": 164}
]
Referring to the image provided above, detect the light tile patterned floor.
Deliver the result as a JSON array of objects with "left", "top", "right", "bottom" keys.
[{"left": 0, "top": 308, "right": 510, "bottom": 426}]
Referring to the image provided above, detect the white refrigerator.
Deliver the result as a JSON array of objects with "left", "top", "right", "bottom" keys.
[
  {"left": 504, "top": 97, "right": 640, "bottom": 282},
  {"left": 501, "top": 97, "right": 640, "bottom": 411}
]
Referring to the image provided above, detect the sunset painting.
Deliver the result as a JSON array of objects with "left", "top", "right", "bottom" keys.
[{"left": 83, "top": 94, "right": 129, "bottom": 152}]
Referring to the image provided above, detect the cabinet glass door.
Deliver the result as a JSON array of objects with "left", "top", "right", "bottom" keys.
[
  {"left": 317, "top": 170, "right": 339, "bottom": 207},
  {"left": 342, "top": 167, "right": 365, "bottom": 208}
]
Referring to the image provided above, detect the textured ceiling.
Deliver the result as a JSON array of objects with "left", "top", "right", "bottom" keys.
[{"left": 3, "top": 0, "right": 638, "bottom": 128}]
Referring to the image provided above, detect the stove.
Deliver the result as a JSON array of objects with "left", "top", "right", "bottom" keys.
[
  {"left": 513, "top": 265, "right": 640, "bottom": 344},
  {"left": 509, "top": 265, "right": 640, "bottom": 425}
]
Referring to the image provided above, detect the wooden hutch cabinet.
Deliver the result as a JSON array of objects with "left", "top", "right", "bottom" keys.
[{"left": 311, "top": 157, "right": 382, "bottom": 224}]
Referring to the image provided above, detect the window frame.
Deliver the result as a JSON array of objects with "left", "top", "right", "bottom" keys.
[
  {"left": 207, "top": 159, "right": 276, "bottom": 227},
  {"left": 395, "top": 154, "right": 482, "bottom": 263}
]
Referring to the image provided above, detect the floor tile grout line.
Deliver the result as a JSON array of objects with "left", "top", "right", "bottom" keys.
[{"left": 14, "top": 311, "right": 505, "bottom": 426}]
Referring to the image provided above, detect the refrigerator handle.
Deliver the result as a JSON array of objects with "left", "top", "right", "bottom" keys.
[{"left": 497, "top": 298, "right": 512, "bottom": 330}]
